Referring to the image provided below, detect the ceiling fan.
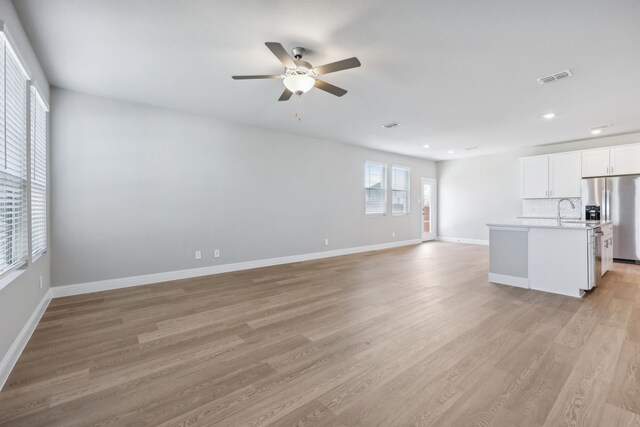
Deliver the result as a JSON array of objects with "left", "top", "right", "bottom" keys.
[{"left": 232, "top": 42, "right": 361, "bottom": 101}]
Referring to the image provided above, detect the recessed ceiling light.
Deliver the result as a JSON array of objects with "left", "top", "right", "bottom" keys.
[
  {"left": 448, "top": 150, "right": 454, "bottom": 154},
  {"left": 590, "top": 129, "right": 602, "bottom": 135},
  {"left": 423, "top": 144, "right": 430, "bottom": 149},
  {"left": 542, "top": 113, "right": 556, "bottom": 119}
]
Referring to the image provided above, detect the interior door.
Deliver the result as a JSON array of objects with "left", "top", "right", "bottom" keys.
[{"left": 421, "top": 178, "right": 437, "bottom": 241}]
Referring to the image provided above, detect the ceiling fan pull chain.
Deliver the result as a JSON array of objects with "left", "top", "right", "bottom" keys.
[{"left": 294, "top": 94, "right": 303, "bottom": 122}]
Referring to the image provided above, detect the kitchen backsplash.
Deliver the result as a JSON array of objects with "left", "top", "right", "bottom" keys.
[{"left": 522, "top": 198, "right": 582, "bottom": 219}]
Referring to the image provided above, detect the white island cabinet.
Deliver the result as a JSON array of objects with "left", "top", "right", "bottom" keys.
[{"left": 487, "top": 220, "right": 611, "bottom": 298}]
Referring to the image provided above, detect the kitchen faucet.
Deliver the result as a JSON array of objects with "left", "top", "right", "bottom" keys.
[{"left": 557, "top": 198, "right": 576, "bottom": 223}]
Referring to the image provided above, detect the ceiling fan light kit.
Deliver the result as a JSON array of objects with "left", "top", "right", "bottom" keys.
[
  {"left": 232, "top": 42, "right": 361, "bottom": 101},
  {"left": 283, "top": 74, "right": 315, "bottom": 95}
]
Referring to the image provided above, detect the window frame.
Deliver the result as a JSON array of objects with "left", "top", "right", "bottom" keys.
[
  {"left": 0, "top": 29, "right": 31, "bottom": 282},
  {"left": 391, "top": 165, "right": 411, "bottom": 216},
  {"left": 0, "top": 24, "right": 44, "bottom": 290},
  {"left": 364, "top": 160, "right": 388, "bottom": 216},
  {"left": 30, "top": 86, "right": 48, "bottom": 259}
]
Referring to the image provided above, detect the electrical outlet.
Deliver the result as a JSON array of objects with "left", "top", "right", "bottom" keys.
[
  {"left": 214, "top": 249, "right": 220, "bottom": 258},
  {"left": 392, "top": 232, "right": 396, "bottom": 238},
  {"left": 324, "top": 238, "right": 329, "bottom": 246},
  {"left": 39, "top": 275, "right": 43, "bottom": 289},
  {"left": 195, "top": 250, "right": 202, "bottom": 260}
]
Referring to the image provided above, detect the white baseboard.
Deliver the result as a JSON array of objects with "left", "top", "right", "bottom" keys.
[
  {"left": 488, "top": 273, "right": 529, "bottom": 289},
  {"left": 0, "top": 289, "right": 51, "bottom": 391},
  {"left": 436, "top": 236, "right": 489, "bottom": 246},
  {"left": 51, "top": 239, "right": 422, "bottom": 298}
]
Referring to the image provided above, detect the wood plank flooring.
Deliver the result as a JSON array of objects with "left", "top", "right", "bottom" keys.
[{"left": 1, "top": 241, "right": 640, "bottom": 426}]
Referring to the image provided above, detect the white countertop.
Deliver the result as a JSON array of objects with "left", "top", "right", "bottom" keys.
[{"left": 487, "top": 219, "right": 612, "bottom": 230}]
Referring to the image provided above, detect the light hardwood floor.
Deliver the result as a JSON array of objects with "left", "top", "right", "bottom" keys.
[{"left": 1, "top": 242, "right": 640, "bottom": 426}]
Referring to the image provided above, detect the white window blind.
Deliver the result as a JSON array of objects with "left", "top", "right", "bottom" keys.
[
  {"left": 365, "top": 161, "right": 387, "bottom": 215},
  {"left": 392, "top": 166, "right": 410, "bottom": 215},
  {"left": 30, "top": 87, "right": 47, "bottom": 257},
  {"left": 0, "top": 35, "right": 29, "bottom": 275}
]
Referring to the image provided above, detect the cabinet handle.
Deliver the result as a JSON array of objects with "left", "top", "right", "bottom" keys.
[{"left": 610, "top": 166, "right": 613, "bottom": 174}]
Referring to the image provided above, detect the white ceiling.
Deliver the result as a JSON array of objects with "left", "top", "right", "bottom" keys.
[{"left": 13, "top": 0, "right": 640, "bottom": 160}]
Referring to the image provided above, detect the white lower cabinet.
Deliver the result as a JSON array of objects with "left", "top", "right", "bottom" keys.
[
  {"left": 529, "top": 228, "right": 589, "bottom": 297},
  {"left": 602, "top": 223, "right": 613, "bottom": 275},
  {"left": 488, "top": 222, "right": 599, "bottom": 298}
]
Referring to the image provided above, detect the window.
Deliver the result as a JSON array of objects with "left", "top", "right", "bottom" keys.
[
  {"left": 365, "top": 161, "right": 387, "bottom": 215},
  {"left": 392, "top": 166, "right": 410, "bottom": 215},
  {"left": 0, "top": 34, "right": 29, "bottom": 275},
  {"left": 30, "top": 87, "right": 47, "bottom": 257}
]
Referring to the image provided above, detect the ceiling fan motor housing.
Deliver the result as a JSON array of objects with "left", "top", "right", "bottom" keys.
[
  {"left": 291, "top": 47, "right": 306, "bottom": 59},
  {"left": 289, "top": 60, "right": 315, "bottom": 74}
]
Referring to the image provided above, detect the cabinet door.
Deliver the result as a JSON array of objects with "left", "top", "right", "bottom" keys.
[
  {"left": 521, "top": 156, "right": 549, "bottom": 199},
  {"left": 611, "top": 145, "right": 640, "bottom": 176},
  {"left": 549, "top": 152, "right": 581, "bottom": 198},
  {"left": 602, "top": 234, "right": 613, "bottom": 275},
  {"left": 582, "top": 149, "right": 610, "bottom": 177}
]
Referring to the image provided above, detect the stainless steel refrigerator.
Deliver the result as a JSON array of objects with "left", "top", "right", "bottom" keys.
[{"left": 582, "top": 176, "right": 640, "bottom": 263}]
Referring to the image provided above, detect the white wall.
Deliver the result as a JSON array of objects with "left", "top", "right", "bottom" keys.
[
  {"left": 51, "top": 89, "right": 436, "bottom": 287},
  {"left": 0, "top": 0, "right": 50, "bottom": 372},
  {"left": 437, "top": 132, "right": 640, "bottom": 241}
]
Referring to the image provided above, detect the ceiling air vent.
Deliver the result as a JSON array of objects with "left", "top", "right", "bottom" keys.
[
  {"left": 537, "top": 69, "right": 573, "bottom": 84},
  {"left": 382, "top": 122, "right": 400, "bottom": 129}
]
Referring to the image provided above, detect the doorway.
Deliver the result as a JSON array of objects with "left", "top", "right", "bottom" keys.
[{"left": 421, "top": 178, "right": 437, "bottom": 241}]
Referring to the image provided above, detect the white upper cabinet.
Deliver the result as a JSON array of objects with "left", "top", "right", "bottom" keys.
[
  {"left": 521, "top": 156, "right": 549, "bottom": 199},
  {"left": 522, "top": 143, "right": 640, "bottom": 199},
  {"left": 582, "top": 148, "right": 610, "bottom": 178},
  {"left": 549, "top": 152, "right": 581, "bottom": 198},
  {"left": 521, "top": 152, "right": 581, "bottom": 199},
  {"left": 610, "top": 145, "right": 640, "bottom": 176},
  {"left": 582, "top": 145, "right": 640, "bottom": 177}
]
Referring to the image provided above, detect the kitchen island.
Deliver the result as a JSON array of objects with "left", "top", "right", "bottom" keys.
[{"left": 487, "top": 219, "right": 612, "bottom": 297}]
